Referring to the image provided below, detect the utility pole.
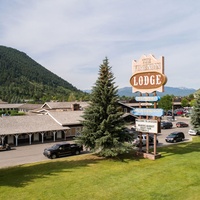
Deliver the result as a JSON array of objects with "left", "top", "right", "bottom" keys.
[{"left": 172, "top": 98, "right": 175, "bottom": 121}]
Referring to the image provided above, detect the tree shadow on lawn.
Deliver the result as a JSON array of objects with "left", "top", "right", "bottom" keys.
[
  {"left": 1, "top": 141, "right": 198, "bottom": 188},
  {"left": 157, "top": 139, "right": 200, "bottom": 158},
  {"left": 0, "top": 149, "right": 144, "bottom": 188},
  {"left": 116, "top": 150, "right": 144, "bottom": 162},
  {"left": 0, "top": 154, "right": 105, "bottom": 188}
]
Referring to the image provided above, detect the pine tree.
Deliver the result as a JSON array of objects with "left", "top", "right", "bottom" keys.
[
  {"left": 190, "top": 91, "right": 200, "bottom": 132},
  {"left": 77, "top": 58, "right": 131, "bottom": 157}
]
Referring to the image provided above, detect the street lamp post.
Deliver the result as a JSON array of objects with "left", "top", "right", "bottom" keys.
[{"left": 172, "top": 98, "right": 175, "bottom": 121}]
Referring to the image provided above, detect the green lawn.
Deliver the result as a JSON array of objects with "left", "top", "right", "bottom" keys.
[{"left": 0, "top": 137, "right": 200, "bottom": 200}]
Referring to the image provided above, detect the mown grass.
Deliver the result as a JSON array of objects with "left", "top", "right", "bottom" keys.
[{"left": 0, "top": 137, "right": 200, "bottom": 200}]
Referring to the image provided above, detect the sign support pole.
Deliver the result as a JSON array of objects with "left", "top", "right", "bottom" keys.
[
  {"left": 146, "top": 93, "right": 149, "bottom": 154},
  {"left": 139, "top": 92, "right": 143, "bottom": 152},
  {"left": 153, "top": 91, "right": 157, "bottom": 155}
]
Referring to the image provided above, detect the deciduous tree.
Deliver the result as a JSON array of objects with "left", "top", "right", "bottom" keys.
[
  {"left": 158, "top": 95, "right": 173, "bottom": 111},
  {"left": 181, "top": 98, "right": 189, "bottom": 108}
]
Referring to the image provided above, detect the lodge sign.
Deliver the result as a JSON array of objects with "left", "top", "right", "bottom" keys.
[
  {"left": 130, "top": 54, "right": 167, "bottom": 93},
  {"left": 130, "top": 72, "right": 167, "bottom": 90}
]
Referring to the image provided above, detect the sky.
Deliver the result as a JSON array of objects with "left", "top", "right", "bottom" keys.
[{"left": 0, "top": 0, "right": 200, "bottom": 91}]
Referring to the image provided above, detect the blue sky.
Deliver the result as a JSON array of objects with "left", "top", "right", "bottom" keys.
[{"left": 0, "top": 0, "right": 200, "bottom": 90}]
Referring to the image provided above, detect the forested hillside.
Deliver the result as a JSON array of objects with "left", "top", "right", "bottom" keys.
[{"left": 0, "top": 46, "right": 89, "bottom": 103}]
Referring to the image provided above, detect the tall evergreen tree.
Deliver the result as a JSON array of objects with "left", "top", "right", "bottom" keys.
[
  {"left": 190, "top": 91, "right": 200, "bottom": 132},
  {"left": 77, "top": 58, "right": 131, "bottom": 157}
]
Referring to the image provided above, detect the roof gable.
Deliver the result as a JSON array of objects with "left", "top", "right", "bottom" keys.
[{"left": 48, "top": 111, "right": 83, "bottom": 126}]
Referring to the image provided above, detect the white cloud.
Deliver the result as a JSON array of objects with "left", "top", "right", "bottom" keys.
[{"left": 0, "top": 0, "right": 200, "bottom": 90}]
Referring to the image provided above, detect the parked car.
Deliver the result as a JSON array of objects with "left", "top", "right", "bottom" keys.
[
  {"left": 165, "top": 131, "right": 185, "bottom": 143},
  {"left": 188, "top": 129, "right": 200, "bottom": 136},
  {"left": 161, "top": 121, "right": 173, "bottom": 129},
  {"left": 133, "top": 134, "right": 158, "bottom": 147},
  {"left": 166, "top": 116, "right": 174, "bottom": 122},
  {"left": 0, "top": 143, "right": 11, "bottom": 151},
  {"left": 176, "top": 122, "right": 189, "bottom": 128},
  {"left": 43, "top": 142, "right": 83, "bottom": 159},
  {"left": 175, "top": 110, "right": 183, "bottom": 116},
  {"left": 166, "top": 110, "right": 177, "bottom": 116},
  {"left": 184, "top": 113, "right": 190, "bottom": 118}
]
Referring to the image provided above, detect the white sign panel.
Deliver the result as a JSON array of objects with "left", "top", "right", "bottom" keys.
[
  {"left": 135, "top": 96, "right": 160, "bottom": 102},
  {"left": 136, "top": 119, "right": 158, "bottom": 133},
  {"left": 140, "top": 103, "right": 153, "bottom": 106}
]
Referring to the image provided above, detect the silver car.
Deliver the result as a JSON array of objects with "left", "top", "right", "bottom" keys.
[{"left": 188, "top": 129, "right": 199, "bottom": 136}]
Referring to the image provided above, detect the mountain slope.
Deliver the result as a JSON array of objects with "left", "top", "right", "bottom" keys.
[
  {"left": 117, "top": 86, "right": 197, "bottom": 97},
  {"left": 0, "top": 45, "right": 85, "bottom": 103}
]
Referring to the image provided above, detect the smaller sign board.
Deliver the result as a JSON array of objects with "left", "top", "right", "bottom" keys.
[
  {"left": 136, "top": 119, "right": 158, "bottom": 133},
  {"left": 135, "top": 96, "right": 160, "bottom": 102},
  {"left": 131, "top": 108, "right": 164, "bottom": 117},
  {"left": 140, "top": 103, "right": 153, "bottom": 106}
]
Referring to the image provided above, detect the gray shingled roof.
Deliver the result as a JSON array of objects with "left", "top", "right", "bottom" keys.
[
  {"left": 18, "top": 103, "right": 43, "bottom": 110},
  {"left": 0, "top": 103, "right": 24, "bottom": 109},
  {"left": 0, "top": 100, "right": 8, "bottom": 104},
  {"left": 0, "top": 115, "right": 69, "bottom": 135},
  {"left": 41, "top": 101, "right": 89, "bottom": 109},
  {"left": 48, "top": 111, "right": 84, "bottom": 126}
]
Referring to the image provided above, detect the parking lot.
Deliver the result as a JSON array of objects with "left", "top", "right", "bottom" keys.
[
  {"left": 158, "top": 116, "right": 192, "bottom": 145},
  {"left": 0, "top": 142, "right": 55, "bottom": 168},
  {"left": 0, "top": 116, "right": 192, "bottom": 169}
]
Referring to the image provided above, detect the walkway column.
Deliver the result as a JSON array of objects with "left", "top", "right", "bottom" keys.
[
  {"left": 14, "top": 134, "right": 19, "bottom": 146},
  {"left": 0, "top": 135, "right": 5, "bottom": 144},
  {"left": 28, "top": 133, "right": 32, "bottom": 145},
  {"left": 64, "top": 130, "right": 67, "bottom": 140},
  {"left": 41, "top": 132, "right": 44, "bottom": 143},
  {"left": 53, "top": 131, "right": 56, "bottom": 142}
]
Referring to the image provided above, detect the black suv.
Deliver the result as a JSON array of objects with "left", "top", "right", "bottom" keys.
[
  {"left": 161, "top": 121, "right": 173, "bottom": 129},
  {"left": 43, "top": 143, "right": 83, "bottom": 159},
  {"left": 165, "top": 132, "right": 185, "bottom": 143}
]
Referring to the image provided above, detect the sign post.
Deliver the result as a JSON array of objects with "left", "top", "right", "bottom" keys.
[{"left": 130, "top": 54, "right": 167, "bottom": 160}]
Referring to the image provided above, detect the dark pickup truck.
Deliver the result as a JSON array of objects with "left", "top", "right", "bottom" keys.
[{"left": 43, "top": 142, "right": 83, "bottom": 159}]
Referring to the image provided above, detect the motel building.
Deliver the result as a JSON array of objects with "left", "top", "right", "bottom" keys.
[
  {"left": 0, "top": 101, "right": 137, "bottom": 146},
  {"left": 0, "top": 111, "right": 84, "bottom": 146},
  {"left": 0, "top": 102, "right": 86, "bottom": 146},
  {"left": 0, "top": 100, "right": 181, "bottom": 147}
]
